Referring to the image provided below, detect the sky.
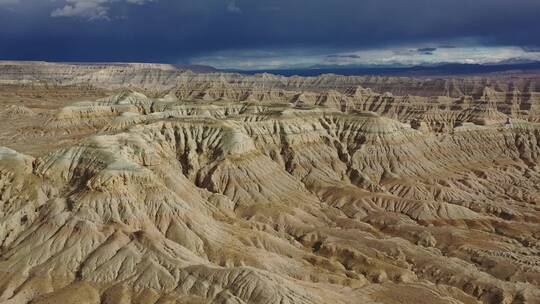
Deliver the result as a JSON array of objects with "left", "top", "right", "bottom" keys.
[{"left": 1, "top": 0, "right": 540, "bottom": 70}]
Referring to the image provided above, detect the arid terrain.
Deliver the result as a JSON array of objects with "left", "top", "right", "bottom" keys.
[{"left": 0, "top": 61, "right": 539, "bottom": 304}]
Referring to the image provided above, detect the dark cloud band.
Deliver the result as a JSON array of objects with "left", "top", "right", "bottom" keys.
[{"left": 0, "top": 0, "right": 539, "bottom": 66}]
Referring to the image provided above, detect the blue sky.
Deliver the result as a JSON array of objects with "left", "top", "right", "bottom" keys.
[{"left": 1, "top": 0, "right": 539, "bottom": 69}]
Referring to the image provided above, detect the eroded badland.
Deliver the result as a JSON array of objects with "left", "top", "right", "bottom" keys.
[{"left": 0, "top": 61, "right": 539, "bottom": 304}]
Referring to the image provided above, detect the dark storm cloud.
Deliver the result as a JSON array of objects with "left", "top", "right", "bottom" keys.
[
  {"left": 1, "top": 0, "right": 539, "bottom": 64},
  {"left": 327, "top": 54, "right": 362, "bottom": 59},
  {"left": 416, "top": 48, "right": 437, "bottom": 55},
  {"left": 522, "top": 46, "right": 540, "bottom": 53}
]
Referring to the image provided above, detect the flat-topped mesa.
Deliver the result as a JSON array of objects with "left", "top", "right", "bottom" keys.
[
  {"left": 1, "top": 60, "right": 539, "bottom": 94},
  {"left": 4, "top": 61, "right": 538, "bottom": 131},
  {"left": 171, "top": 81, "right": 297, "bottom": 104},
  {"left": 167, "top": 83, "right": 538, "bottom": 130},
  {"left": 46, "top": 90, "right": 151, "bottom": 130}
]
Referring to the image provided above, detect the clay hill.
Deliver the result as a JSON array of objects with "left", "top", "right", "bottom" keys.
[{"left": 0, "top": 61, "right": 539, "bottom": 304}]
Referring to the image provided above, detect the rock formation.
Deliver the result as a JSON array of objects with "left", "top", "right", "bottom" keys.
[{"left": 0, "top": 62, "right": 539, "bottom": 304}]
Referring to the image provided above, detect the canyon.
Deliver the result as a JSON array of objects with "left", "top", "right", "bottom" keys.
[{"left": 0, "top": 61, "right": 539, "bottom": 304}]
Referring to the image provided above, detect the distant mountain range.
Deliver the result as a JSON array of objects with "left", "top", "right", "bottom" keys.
[
  {"left": 5, "top": 60, "right": 540, "bottom": 77},
  {"left": 63, "top": 62, "right": 219, "bottom": 73},
  {"left": 232, "top": 62, "right": 540, "bottom": 77}
]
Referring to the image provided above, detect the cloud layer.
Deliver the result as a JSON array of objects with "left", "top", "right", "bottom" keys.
[
  {"left": 1, "top": 0, "right": 539, "bottom": 68},
  {"left": 191, "top": 46, "right": 540, "bottom": 70},
  {"left": 49, "top": 0, "right": 154, "bottom": 20}
]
